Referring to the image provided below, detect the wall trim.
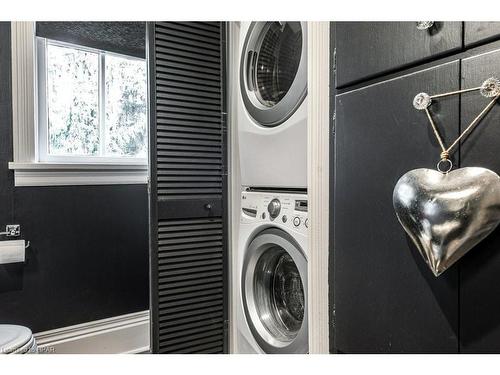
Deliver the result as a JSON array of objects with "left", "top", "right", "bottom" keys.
[
  {"left": 11, "top": 21, "right": 37, "bottom": 164},
  {"left": 228, "top": 21, "right": 241, "bottom": 354},
  {"left": 307, "top": 21, "right": 330, "bottom": 354},
  {"left": 9, "top": 162, "right": 148, "bottom": 186},
  {"left": 34, "top": 310, "right": 150, "bottom": 354}
]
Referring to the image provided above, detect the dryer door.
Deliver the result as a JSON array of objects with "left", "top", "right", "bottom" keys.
[
  {"left": 242, "top": 228, "right": 308, "bottom": 353},
  {"left": 240, "top": 22, "right": 307, "bottom": 127}
]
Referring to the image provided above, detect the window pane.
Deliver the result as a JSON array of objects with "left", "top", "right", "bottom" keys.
[
  {"left": 105, "top": 54, "right": 147, "bottom": 158},
  {"left": 47, "top": 44, "right": 99, "bottom": 156}
]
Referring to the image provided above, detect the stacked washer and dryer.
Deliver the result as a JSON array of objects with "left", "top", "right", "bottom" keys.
[{"left": 233, "top": 21, "right": 309, "bottom": 354}]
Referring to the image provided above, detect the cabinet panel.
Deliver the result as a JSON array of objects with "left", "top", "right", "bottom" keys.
[
  {"left": 333, "top": 62, "right": 460, "bottom": 353},
  {"left": 464, "top": 22, "right": 500, "bottom": 47},
  {"left": 335, "top": 22, "right": 462, "bottom": 87},
  {"left": 459, "top": 48, "right": 500, "bottom": 353}
]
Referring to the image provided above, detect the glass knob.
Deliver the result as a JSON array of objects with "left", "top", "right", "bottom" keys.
[
  {"left": 416, "top": 21, "right": 434, "bottom": 30},
  {"left": 413, "top": 92, "right": 432, "bottom": 110},
  {"left": 480, "top": 77, "right": 500, "bottom": 98}
]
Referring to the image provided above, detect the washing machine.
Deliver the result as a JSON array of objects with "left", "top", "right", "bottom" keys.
[
  {"left": 237, "top": 22, "right": 308, "bottom": 189},
  {"left": 234, "top": 190, "right": 308, "bottom": 353}
]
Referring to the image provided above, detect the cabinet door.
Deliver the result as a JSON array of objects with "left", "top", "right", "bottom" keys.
[
  {"left": 459, "top": 48, "right": 500, "bottom": 353},
  {"left": 464, "top": 22, "right": 500, "bottom": 47},
  {"left": 335, "top": 22, "right": 462, "bottom": 87},
  {"left": 333, "top": 62, "right": 460, "bottom": 353}
]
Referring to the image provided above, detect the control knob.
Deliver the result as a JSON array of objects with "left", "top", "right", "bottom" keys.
[{"left": 267, "top": 199, "right": 281, "bottom": 219}]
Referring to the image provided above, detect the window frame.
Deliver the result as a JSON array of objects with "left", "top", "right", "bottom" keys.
[
  {"left": 8, "top": 22, "right": 148, "bottom": 186},
  {"left": 37, "top": 37, "right": 148, "bottom": 165}
]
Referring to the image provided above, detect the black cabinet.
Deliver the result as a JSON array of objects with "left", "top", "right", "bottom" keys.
[
  {"left": 459, "top": 49, "right": 500, "bottom": 353},
  {"left": 333, "top": 62, "right": 460, "bottom": 353},
  {"left": 335, "top": 22, "right": 462, "bottom": 87},
  {"left": 464, "top": 22, "right": 500, "bottom": 47},
  {"left": 332, "top": 20, "right": 500, "bottom": 354}
]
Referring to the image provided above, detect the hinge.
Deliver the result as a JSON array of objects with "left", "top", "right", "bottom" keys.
[
  {"left": 223, "top": 319, "right": 229, "bottom": 333},
  {"left": 221, "top": 111, "right": 228, "bottom": 177},
  {"left": 331, "top": 304, "right": 336, "bottom": 330},
  {"left": 221, "top": 111, "right": 228, "bottom": 129},
  {"left": 333, "top": 48, "right": 337, "bottom": 73},
  {"left": 331, "top": 111, "right": 336, "bottom": 137}
]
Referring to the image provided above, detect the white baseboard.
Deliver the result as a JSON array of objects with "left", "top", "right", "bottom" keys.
[{"left": 34, "top": 310, "right": 150, "bottom": 354}]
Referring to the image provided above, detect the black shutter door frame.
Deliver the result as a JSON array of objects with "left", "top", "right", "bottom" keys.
[{"left": 148, "top": 21, "right": 228, "bottom": 354}]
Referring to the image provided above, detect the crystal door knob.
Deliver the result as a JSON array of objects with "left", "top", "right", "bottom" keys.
[
  {"left": 413, "top": 92, "right": 432, "bottom": 110},
  {"left": 416, "top": 21, "right": 434, "bottom": 30},
  {"left": 480, "top": 77, "right": 500, "bottom": 98},
  {"left": 267, "top": 199, "right": 281, "bottom": 219}
]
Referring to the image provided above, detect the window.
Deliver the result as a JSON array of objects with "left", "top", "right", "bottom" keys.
[
  {"left": 9, "top": 22, "right": 148, "bottom": 186},
  {"left": 37, "top": 38, "right": 148, "bottom": 163}
]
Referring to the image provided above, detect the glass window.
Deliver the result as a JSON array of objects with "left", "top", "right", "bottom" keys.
[
  {"left": 47, "top": 44, "right": 100, "bottom": 156},
  {"left": 40, "top": 39, "right": 147, "bottom": 163},
  {"left": 105, "top": 54, "right": 147, "bottom": 158}
]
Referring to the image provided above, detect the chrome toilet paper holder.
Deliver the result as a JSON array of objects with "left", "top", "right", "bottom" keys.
[{"left": 0, "top": 224, "right": 30, "bottom": 248}]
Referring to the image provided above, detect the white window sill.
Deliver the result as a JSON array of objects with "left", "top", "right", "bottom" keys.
[{"left": 8, "top": 162, "right": 148, "bottom": 187}]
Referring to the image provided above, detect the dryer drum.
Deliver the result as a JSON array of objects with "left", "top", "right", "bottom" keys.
[
  {"left": 255, "top": 22, "right": 302, "bottom": 106},
  {"left": 240, "top": 21, "right": 308, "bottom": 127},
  {"left": 242, "top": 228, "right": 308, "bottom": 354}
]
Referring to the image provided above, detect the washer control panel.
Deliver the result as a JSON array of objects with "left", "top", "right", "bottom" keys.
[{"left": 241, "top": 191, "right": 308, "bottom": 234}]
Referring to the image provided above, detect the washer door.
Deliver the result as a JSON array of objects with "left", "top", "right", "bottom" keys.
[
  {"left": 240, "top": 22, "right": 307, "bottom": 127},
  {"left": 242, "top": 228, "right": 308, "bottom": 353}
]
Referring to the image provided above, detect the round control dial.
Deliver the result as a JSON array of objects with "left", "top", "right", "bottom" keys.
[{"left": 267, "top": 199, "right": 281, "bottom": 219}]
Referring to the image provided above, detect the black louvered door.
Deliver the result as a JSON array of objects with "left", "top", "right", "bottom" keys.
[{"left": 148, "top": 22, "right": 228, "bottom": 354}]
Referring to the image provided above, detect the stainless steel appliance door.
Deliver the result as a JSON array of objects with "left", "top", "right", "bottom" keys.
[
  {"left": 240, "top": 22, "right": 307, "bottom": 127},
  {"left": 242, "top": 228, "right": 308, "bottom": 353}
]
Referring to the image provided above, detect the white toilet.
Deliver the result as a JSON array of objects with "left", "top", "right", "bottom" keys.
[{"left": 0, "top": 325, "right": 38, "bottom": 354}]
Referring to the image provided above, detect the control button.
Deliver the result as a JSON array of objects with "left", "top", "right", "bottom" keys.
[
  {"left": 267, "top": 199, "right": 281, "bottom": 219},
  {"left": 282, "top": 215, "right": 287, "bottom": 223},
  {"left": 293, "top": 217, "right": 301, "bottom": 227},
  {"left": 304, "top": 218, "right": 309, "bottom": 228},
  {"left": 262, "top": 212, "right": 266, "bottom": 219}
]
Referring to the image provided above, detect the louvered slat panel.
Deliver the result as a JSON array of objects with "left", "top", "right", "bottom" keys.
[
  {"left": 154, "top": 216, "right": 226, "bottom": 353},
  {"left": 158, "top": 288, "right": 224, "bottom": 305},
  {"left": 156, "top": 65, "right": 221, "bottom": 82},
  {"left": 154, "top": 22, "right": 223, "bottom": 201},
  {"left": 149, "top": 21, "right": 227, "bottom": 354},
  {"left": 156, "top": 84, "right": 221, "bottom": 100},
  {"left": 164, "top": 22, "right": 220, "bottom": 39},
  {"left": 159, "top": 293, "right": 223, "bottom": 310},
  {"left": 165, "top": 338, "right": 224, "bottom": 354},
  {"left": 158, "top": 24, "right": 221, "bottom": 45}
]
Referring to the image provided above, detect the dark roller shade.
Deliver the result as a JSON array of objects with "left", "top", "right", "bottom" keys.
[{"left": 36, "top": 22, "right": 146, "bottom": 58}]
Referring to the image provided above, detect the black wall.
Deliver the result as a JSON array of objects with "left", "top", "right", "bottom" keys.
[{"left": 0, "top": 22, "right": 149, "bottom": 333}]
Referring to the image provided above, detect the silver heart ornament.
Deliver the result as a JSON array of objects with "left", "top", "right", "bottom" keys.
[{"left": 393, "top": 167, "right": 500, "bottom": 276}]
